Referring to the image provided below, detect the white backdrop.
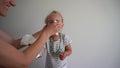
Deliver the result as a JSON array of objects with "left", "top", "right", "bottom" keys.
[{"left": 0, "top": 0, "right": 120, "bottom": 68}]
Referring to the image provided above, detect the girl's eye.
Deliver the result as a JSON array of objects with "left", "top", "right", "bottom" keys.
[
  {"left": 49, "top": 21, "right": 54, "bottom": 23},
  {"left": 48, "top": 20, "right": 59, "bottom": 24}
]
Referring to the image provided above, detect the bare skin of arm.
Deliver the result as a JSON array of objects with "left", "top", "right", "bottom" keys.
[
  {"left": 0, "top": 30, "right": 25, "bottom": 49},
  {"left": 12, "top": 29, "right": 42, "bottom": 49},
  {"left": 32, "top": 31, "right": 41, "bottom": 39},
  {"left": 0, "top": 30, "right": 15, "bottom": 44},
  {"left": 0, "top": 23, "right": 62, "bottom": 68},
  {"left": 59, "top": 44, "right": 72, "bottom": 60},
  {"left": 11, "top": 38, "right": 25, "bottom": 49}
]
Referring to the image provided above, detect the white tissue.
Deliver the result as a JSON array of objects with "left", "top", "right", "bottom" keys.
[{"left": 21, "top": 34, "right": 36, "bottom": 45}]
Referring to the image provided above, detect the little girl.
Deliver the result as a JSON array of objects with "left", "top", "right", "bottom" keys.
[{"left": 21, "top": 10, "right": 72, "bottom": 68}]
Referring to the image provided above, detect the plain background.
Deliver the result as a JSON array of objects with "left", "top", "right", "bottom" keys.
[{"left": 0, "top": 0, "right": 120, "bottom": 68}]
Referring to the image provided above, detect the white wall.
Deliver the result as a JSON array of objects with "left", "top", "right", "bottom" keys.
[{"left": 0, "top": 0, "right": 120, "bottom": 68}]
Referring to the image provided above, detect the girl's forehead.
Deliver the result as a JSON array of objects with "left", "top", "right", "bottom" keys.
[
  {"left": 49, "top": 14, "right": 59, "bottom": 17},
  {"left": 48, "top": 14, "right": 61, "bottom": 19}
]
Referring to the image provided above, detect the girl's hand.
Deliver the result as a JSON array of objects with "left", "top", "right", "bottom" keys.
[{"left": 59, "top": 52, "right": 67, "bottom": 60}]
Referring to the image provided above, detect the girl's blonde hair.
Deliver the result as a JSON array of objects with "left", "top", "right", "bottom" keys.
[{"left": 45, "top": 10, "right": 64, "bottom": 23}]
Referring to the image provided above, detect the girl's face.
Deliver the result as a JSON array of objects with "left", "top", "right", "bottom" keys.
[
  {"left": 46, "top": 13, "right": 64, "bottom": 27},
  {"left": 46, "top": 13, "right": 64, "bottom": 35}
]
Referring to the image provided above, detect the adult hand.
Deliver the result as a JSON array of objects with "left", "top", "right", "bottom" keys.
[{"left": 42, "top": 23, "right": 63, "bottom": 36}]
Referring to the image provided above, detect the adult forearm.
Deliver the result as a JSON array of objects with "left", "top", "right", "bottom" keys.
[
  {"left": 11, "top": 39, "right": 26, "bottom": 49},
  {"left": 22, "top": 30, "right": 50, "bottom": 64}
]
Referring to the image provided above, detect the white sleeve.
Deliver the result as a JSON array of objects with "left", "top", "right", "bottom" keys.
[
  {"left": 21, "top": 34, "right": 36, "bottom": 46},
  {"left": 64, "top": 34, "right": 72, "bottom": 46}
]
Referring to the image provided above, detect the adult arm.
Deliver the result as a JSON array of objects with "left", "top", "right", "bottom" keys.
[
  {"left": 0, "top": 30, "right": 14, "bottom": 44},
  {"left": 0, "top": 23, "right": 62, "bottom": 68},
  {"left": 0, "top": 30, "right": 49, "bottom": 68},
  {"left": 0, "top": 30, "right": 25, "bottom": 49}
]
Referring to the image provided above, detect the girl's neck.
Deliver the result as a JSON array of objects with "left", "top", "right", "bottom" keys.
[{"left": 51, "top": 33, "right": 60, "bottom": 41}]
